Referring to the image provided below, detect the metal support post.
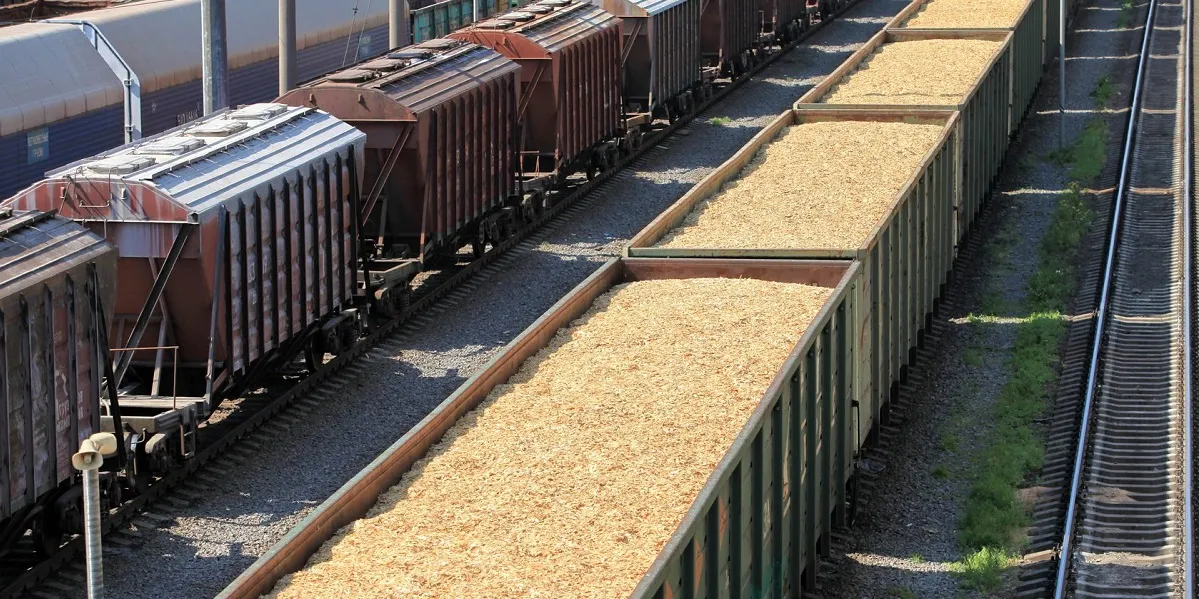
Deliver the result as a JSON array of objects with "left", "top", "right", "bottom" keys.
[
  {"left": 73, "top": 433, "right": 116, "bottom": 599},
  {"left": 389, "top": 0, "right": 410, "bottom": 49},
  {"left": 1059, "top": 0, "right": 1066, "bottom": 147},
  {"left": 201, "top": 0, "right": 229, "bottom": 115},
  {"left": 279, "top": 0, "right": 296, "bottom": 96}
]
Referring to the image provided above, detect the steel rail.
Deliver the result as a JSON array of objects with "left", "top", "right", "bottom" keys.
[
  {"left": 1052, "top": 0, "right": 1161, "bottom": 595},
  {"left": 1183, "top": 0, "right": 1194, "bottom": 591},
  {"left": 0, "top": 5, "right": 862, "bottom": 598}
]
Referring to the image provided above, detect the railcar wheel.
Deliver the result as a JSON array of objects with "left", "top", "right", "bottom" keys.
[
  {"left": 847, "top": 468, "right": 861, "bottom": 527},
  {"left": 304, "top": 342, "right": 321, "bottom": 373},
  {"left": 471, "top": 225, "right": 487, "bottom": 259},
  {"left": 30, "top": 509, "right": 62, "bottom": 558},
  {"left": 531, "top": 192, "right": 547, "bottom": 217}
]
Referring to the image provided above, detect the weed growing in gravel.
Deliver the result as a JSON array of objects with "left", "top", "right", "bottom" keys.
[
  {"left": 938, "top": 433, "right": 959, "bottom": 452},
  {"left": 951, "top": 546, "right": 1012, "bottom": 592},
  {"left": 963, "top": 347, "right": 983, "bottom": 367},
  {"left": 955, "top": 117, "right": 1097, "bottom": 590},
  {"left": 1117, "top": 0, "right": 1136, "bottom": 28},
  {"left": 1092, "top": 75, "right": 1116, "bottom": 108},
  {"left": 1047, "top": 120, "right": 1109, "bottom": 182},
  {"left": 932, "top": 465, "right": 951, "bottom": 479},
  {"left": 709, "top": 116, "right": 733, "bottom": 126},
  {"left": 888, "top": 586, "right": 918, "bottom": 599},
  {"left": 909, "top": 553, "right": 925, "bottom": 563}
]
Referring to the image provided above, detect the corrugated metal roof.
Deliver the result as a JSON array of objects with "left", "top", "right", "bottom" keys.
[
  {"left": 589, "top": 0, "right": 690, "bottom": 17},
  {"left": 469, "top": 2, "right": 620, "bottom": 52},
  {"left": 0, "top": 22, "right": 125, "bottom": 137},
  {"left": 48, "top": 0, "right": 389, "bottom": 94},
  {"left": 361, "top": 42, "right": 520, "bottom": 114},
  {"left": 0, "top": 210, "right": 113, "bottom": 298},
  {"left": 51, "top": 103, "right": 366, "bottom": 219},
  {"left": 519, "top": 3, "right": 619, "bottom": 52}
]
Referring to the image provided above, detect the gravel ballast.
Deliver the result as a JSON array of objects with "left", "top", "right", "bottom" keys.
[
  {"left": 268, "top": 278, "right": 830, "bottom": 598},
  {"left": 900, "top": 0, "right": 1032, "bottom": 29},
  {"left": 62, "top": 2, "right": 916, "bottom": 597},
  {"left": 822, "top": 39, "right": 1003, "bottom": 105},
  {"left": 656, "top": 121, "right": 945, "bottom": 250}
]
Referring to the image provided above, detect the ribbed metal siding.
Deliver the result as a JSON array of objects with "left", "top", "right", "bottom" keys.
[
  {"left": 649, "top": 0, "right": 701, "bottom": 107},
  {"left": 556, "top": 24, "right": 622, "bottom": 168},
  {"left": 700, "top": 0, "right": 757, "bottom": 66},
  {"left": 226, "top": 153, "right": 357, "bottom": 374},
  {"left": 0, "top": 107, "right": 125, "bottom": 200},
  {"left": 426, "top": 74, "right": 517, "bottom": 249},
  {"left": 1, "top": 216, "right": 113, "bottom": 522}
]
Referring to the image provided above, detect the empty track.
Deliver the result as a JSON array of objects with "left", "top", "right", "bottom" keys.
[{"left": 1054, "top": 0, "right": 1194, "bottom": 596}]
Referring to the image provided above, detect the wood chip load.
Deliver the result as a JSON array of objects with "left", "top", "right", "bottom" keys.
[
  {"left": 821, "top": 39, "right": 1003, "bottom": 105},
  {"left": 267, "top": 277, "right": 833, "bottom": 599},
  {"left": 655, "top": 121, "right": 945, "bottom": 250},
  {"left": 901, "top": 0, "right": 1030, "bottom": 29}
]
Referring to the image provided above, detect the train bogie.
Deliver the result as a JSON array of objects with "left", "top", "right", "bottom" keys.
[
  {"left": 0, "top": 210, "right": 118, "bottom": 557},
  {"left": 6, "top": 104, "right": 367, "bottom": 473},
  {"left": 699, "top": 0, "right": 760, "bottom": 76}
]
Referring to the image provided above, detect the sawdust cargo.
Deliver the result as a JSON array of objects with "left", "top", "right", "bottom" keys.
[
  {"left": 901, "top": 0, "right": 1031, "bottom": 29},
  {"left": 653, "top": 120, "right": 946, "bottom": 251},
  {"left": 266, "top": 275, "right": 834, "bottom": 598},
  {"left": 820, "top": 38, "right": 1003, "bottom": 105}
]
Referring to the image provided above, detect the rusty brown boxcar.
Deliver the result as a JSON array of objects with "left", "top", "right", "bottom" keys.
[
  {"left": 450, "top": 1, "right": 623, "bottom": 183},
  {"left": 701, "top": 0, "right": 759, "bottom": 75},
  {"left": 591, "top": 0, "right": 704, "bottom": 123},
  {"left": 278, "top": 40, "right": 522, "bottom": 297},
  {"left": 7, "top": 104, "right": 366, "bottom": 472},
  {"left": 0, "top": 209, "right": 118, "bottom": 557}
]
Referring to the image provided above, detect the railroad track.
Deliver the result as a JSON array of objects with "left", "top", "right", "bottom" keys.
[
  {"left": 1050, "top": 0, "right": 1195, "bottom": 595},
  {"left": 0, "top": 4, "right": 866, "bottom": 597}
]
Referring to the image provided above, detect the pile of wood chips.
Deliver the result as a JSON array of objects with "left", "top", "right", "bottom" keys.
[
  {"left": 655, "top": 121, "right": 945, "bottom": 250},
  {"left": 267, "top": 277, "right": 833, "bottom": 599},
  {"left": 902, "top": 0, "right": 1030, "bottom": 29},
  {"left": 822, "top": 39, "right": 1003, "bottom": 105}
]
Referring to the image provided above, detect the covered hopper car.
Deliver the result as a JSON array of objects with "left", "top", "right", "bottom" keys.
[
  {"left": 6, "top": 104, "right": 367, "bottom": 478},
  {"left": 449, "top": 1, "right": 624, "bottom": 182},
  {"left": 0, "top": 209, "right": 122, "bottom": 558},
  {"left": 277, "top": 39, "right": 523, "bottom": 314}
]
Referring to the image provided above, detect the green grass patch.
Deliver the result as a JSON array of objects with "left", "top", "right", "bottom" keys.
[
  {"left": 932, "top": 465, "right": 951, "bottom": 479},
  {"left": 909, "top": 553, "right": 926, "bottom": 563},
  {"left": 951, "top": 547, "right": 1014, "bottom": 592},
  {"left": 1091, "top": 75, "right": 1115, "bottom": 108},
  {"left": 954, "top": 109, "right": 1099, "bottom": 587},
  {"left": 888, "top": 586, "right": 918, "bottom": 599},
  {"left": 708, "top": 116, "right": 733, "bottom": 126},
  {"left": 1047, "top": 120, "right": 1108, "bottom": 182},
  {"left": 963, "top": 347, "right": 983, "bottom": 367},
  {"left": 938, "top": 432, "right": 960, "bottom": 452},
  {"left": 1117, "top": 0, "right": 1135, "bottom": 28}
]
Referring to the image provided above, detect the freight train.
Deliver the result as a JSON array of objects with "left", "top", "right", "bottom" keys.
[{"left": 0, "top": 0, "right": 845, "bottom": 557}]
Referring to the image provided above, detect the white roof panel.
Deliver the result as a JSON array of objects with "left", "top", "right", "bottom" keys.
[
  {"left": 0, "top": 23, "right": 124, "bottom": 136},
  {"left": 51, "top": 0, "right": 389, "bottom": 94},
  {"left": 54, "top": 103, "right": 366, "bottom": 218}
]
